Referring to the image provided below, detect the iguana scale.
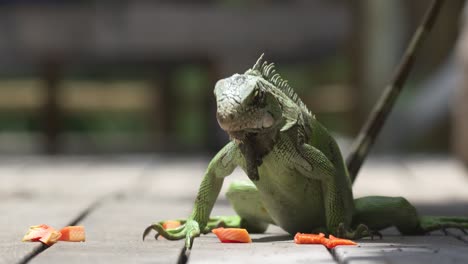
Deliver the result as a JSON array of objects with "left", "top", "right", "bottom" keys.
[{"left": 144, "top": 0, "right": 468, "bottom": 253}]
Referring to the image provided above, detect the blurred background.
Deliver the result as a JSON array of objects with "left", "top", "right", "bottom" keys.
[{"left": 0, "top": 0, "right": 466, "bottom": 162}]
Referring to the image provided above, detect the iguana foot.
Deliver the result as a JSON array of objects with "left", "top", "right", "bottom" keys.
[
  {"left": 370, "top": 230, "right": 383, "bottom": 240},
  {"left": 336, "top": 223, "right": 368, "bottom": 239},
  {"left": 143, "top": 219, "right": 201, "bottom": 249},
  {"left": 142, "top": 216, "right": 242, "bottom": 248},
  {"left": 336, "top": 223, "right": 382, "bottom": 240}
]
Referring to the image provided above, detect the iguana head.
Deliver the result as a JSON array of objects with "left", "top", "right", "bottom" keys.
[
  {"left": 214, "top": 73, "right": 282, "bottom": 140},
  {"left": 214, "top": 54, "right": 310, "bottom": 141}
]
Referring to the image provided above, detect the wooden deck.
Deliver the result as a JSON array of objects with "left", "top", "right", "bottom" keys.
[{"left": 1, "top": 156, "right": 468, "bottom": 264}]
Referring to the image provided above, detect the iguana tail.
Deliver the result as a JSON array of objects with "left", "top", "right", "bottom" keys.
[
  {"left": 418, "top": 216, "right": 468, "bottom": 234},
  {"left": 346, "top": 0, "right": 445, "bottom": 184}
]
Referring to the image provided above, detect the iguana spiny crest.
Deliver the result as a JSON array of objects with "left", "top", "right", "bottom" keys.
[
  {"left": 214, "top": 54, "right": 312, "bottom": 142},
  {"left": 249, "top": 54, "right": 310, "bottom": 115}
]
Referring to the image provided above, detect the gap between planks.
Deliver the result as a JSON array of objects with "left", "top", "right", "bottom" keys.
[
  {"left": 3, "top": 156, "right": 154, "bottom": 264},
  {"left": 17, "top": 192, "right": 123, "bottom": 264}
]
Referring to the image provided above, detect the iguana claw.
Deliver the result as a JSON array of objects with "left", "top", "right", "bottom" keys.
[
  {"left": 336, "top": 223, "right": 382, "bottom": 240},
  {"left": 440, "top": 226, "right": 468, "bottom": 236},
  {"left": 142, "top": 225, "right": 154, "bottom": 241},
  {"left": 142, "top": 219, "right": 188, "bottom": 241},
  {"left": 336, "top": 223, "right": 374, "bottom": 240},
  {"left": 142, "top": 219, "right": 201, "bottom": 249},
  {"left": 370, "top": 230, "right": 383, "bottom": 240},
  {"left": 142, "top": 223, "right": 187, "bottom": 241}
]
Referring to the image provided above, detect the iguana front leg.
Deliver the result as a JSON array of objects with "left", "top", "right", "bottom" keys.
[
  {"left": 298, "top": 144, "right": 357, "bottom": 237},
  {"left": 143, "top": 142, "right": 239, "bottom": 248}
]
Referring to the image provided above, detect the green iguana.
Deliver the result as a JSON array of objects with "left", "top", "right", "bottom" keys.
[{"left": 143, "top": 0, "right": 468, "bottom": 251}]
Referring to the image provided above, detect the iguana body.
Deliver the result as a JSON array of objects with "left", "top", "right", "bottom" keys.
[{"left": 144, "top": 0, "right": 468, "bottom": 250}]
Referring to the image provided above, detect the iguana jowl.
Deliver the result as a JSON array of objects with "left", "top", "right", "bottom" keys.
[{"left": 144, "top": 0, "right": 468, "bottom": 250}]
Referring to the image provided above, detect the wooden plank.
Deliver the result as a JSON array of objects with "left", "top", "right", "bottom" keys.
[
  {"left": 0, "top": 199, "right": 94, "bottom": 264},
  {"left": 134, "top": 158, "right": 247, "bottom": 201},
  {"left": 0, "top": 159, "right": 89, "bottom": 264},
  {"left": 32, "top": 158, "right": 198, "bottom": 263},
  {"left": 354, "top": 158, "right": 468, "bottom": 205},
  {"left": 402, "top": 158, "right": 468, "bottom": 204},
  {"left": 0, "top": 156, "right": 148, "bottom": 199},
  {"left": 190, "top": 236, "right": 336, "bottom": 264},
  {"left": 190, "top": 224, "right": 336, "bottom": 264},
  {"left": 353, "top": 158, "right": 415, "bottom": 199},
  {"left": 0, "top": 157, "right": 148, "bottom": 263},
  {"left": 32, "top": 199, "right": 191, "bottom": 264},
  {"left": 333, "top": 236, "right": 468, "bottom": 264}
]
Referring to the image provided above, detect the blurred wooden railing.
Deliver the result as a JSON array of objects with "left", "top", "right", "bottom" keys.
[{"left": 0, "top": 1, "right": 350, "bottom": 154}]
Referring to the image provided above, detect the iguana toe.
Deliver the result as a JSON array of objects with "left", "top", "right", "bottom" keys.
[
  {"left": 151, "top": 221, "right": 199, "bottom": 248},
  {"left": 370, "top": 230, "right": 383, "bottom": 240},
  {"left": 142, "top": 225, "right": 153, "bottom": 241},
  {"left": 336, "top": 223, "right": 380, "bottom": 240},
  {"left": 143, "top": 223, "right": 186, "bottom": 241}
]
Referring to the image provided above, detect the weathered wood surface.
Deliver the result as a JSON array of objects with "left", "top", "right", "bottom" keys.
[
  {"left": 0, "top": 156, "right": 467, "bottom": 264},
  {"left": 0, "top": 157, "right": 145, "bottom": 264},
  {"left": 0, "top": 159, "right": 90, "bottom": 264},
  {"left": 354, "top": 157, "right": 468, "bottom": 204},
  {"left": 190, "top": 225, "right": 336, "bottom": 264},
  {"left": 33, "top": 199, "right": 189, "bottom": 264},
  {"left": 333, "top": 236, "right": 468, "bottom": 264}
]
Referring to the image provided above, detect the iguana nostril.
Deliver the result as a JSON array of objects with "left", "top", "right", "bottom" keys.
[{"left": 228, "top": 114, "right": 235, "bottom": 120}]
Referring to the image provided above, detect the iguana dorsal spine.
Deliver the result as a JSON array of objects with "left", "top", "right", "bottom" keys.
[{"left": 248, "top": 54, "right": 311, "bottom": 115}]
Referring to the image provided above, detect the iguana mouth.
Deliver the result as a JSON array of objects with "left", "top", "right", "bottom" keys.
[
  {"left": 217, "top": 112, "right": 275, "bottom": 135},
  {"left": 228, "top": 130, "right": 259, "bottom": 142}
]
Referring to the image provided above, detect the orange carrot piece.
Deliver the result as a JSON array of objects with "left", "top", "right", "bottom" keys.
[
  {"left": 22, "top": 224, "right": 51, "bottom": 242},
  {"left": 212, "top": 227, "right": 252, "bottom": 243},
  {"left": 162, "top": 220, "right": 182, "bottom": 230},
  {"left": 22, "top": 224, "right": 61, "bottom": 246},
  {"left": 294, "top": 233, "right": 326, "bottom": 244},
  {"left": 59, "top": 226, "right": 86, "bottom": 242},
  {"left": 39, "top": 230, "right": 62, "bottom": 246},
  {"left": 324, "top": 234, "right": 357, "bottom": 249},
  {"left": 294, "top": 233, "right": 357, "bottom": 248}
]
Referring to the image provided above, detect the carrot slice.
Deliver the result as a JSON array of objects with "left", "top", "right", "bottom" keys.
[
  {"left": 22, "top": 224, "right": 61, "bottom": 246},
  {"left": 212, "top": 227, "right": 252, "bottom": 243},
  {"left": 294, "top": 233, "right": 357, "bottom": 248},
  {"left": 162, "top": 220, "right": 181, "bottom": 230},
  {"left": 22, "top": 224, "right": 51, "bottom": 242},
  {"left": 294, "top": 233, "right": 326, "bottom": 244},
  {"left": 59, "top": 226, "right": 85, "bottom": 242},
  {"left": 39, "top": 230, "right": 62, "bottom": 246},
  {"left": 325, "top": 235, "right": 357, "bottom": 249}
]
